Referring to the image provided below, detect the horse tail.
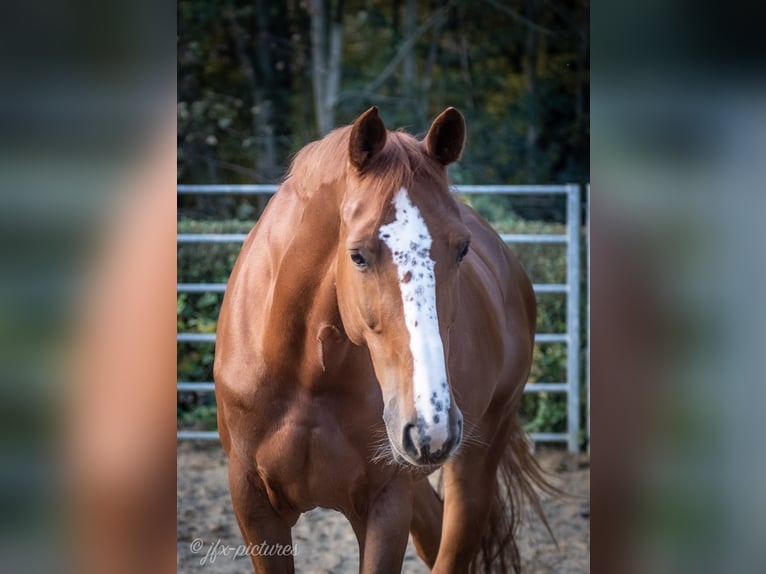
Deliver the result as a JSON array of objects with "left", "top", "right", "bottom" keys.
[{"left": 471, "top": 423, "right": 561, "bottom": 574}]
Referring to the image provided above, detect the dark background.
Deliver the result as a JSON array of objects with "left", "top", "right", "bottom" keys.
[{"left": 177, "top": 0, "right": 589, "bottom": 222}]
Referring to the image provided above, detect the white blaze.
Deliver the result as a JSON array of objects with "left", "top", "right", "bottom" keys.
[{"left": 378, "top": 186, "right": 450, "bottom": 453}]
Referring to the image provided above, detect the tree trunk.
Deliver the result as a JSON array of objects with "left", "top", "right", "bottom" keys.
[
  {"left": 226, "top": 1, "right": 283, "bottom": 212},
  {"left": 392, "top": 0, "right": 401, "bottom": 36},
  {"left": 327, "top": 1, "right": 344, "bottom": 129},
  {"left": 401, "top": 0, "right": 416, "bottom": 98},
  {"left": 421, "top": 0, "right": 445, "bottom": 121},
  {"left": 226, "top": 8, "right": 260, "bottom": 152},
  {"left": 255, "top": 1, "right": 277, "bottom": 182},
  {"left": 455, "top": 1, "right": 474, "bottom": 108},
  {"left": 310, "top": 0, "right": 344, "bottom": 136},
  {"left": 524, "top": 0, "right": 540, "bottom": 181},
  {"left": 575, "top": 5, "right": 589, "bottom": 138},
  {"left": 310, "top": 0, "right": 327, "bottom": 134}
]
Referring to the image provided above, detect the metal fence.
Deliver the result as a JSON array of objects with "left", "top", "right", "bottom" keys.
[{"left": 177, "top": 184, "right": 584, "bottom": 452}]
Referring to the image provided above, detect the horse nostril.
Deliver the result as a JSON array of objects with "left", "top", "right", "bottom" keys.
[
  {"left": 401, "top": 423, "right": 420, "bottom": 457},
  {"left": 400, "top": 418, "right": 462, "bottom": 464}
]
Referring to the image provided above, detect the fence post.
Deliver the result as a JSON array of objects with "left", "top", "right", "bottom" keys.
[
  {"left": 566, "top": 183, "right": 581, "bottom": 452},
  {"left": 586, "top": 183, "right": 590, "bottom": 453}
]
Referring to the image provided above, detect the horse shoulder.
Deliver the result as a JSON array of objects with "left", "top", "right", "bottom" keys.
[{"left": 214, "top": 183, "right": 307, "bottom": 399}]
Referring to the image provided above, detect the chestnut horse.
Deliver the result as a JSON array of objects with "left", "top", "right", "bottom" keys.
[{"left": 214, "top": 107, "right": 552, "bottom": 573}]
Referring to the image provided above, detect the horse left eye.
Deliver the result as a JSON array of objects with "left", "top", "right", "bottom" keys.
[
  {"left": 350, "top": 251, "right": 369, "bottom": 268},
  {"left": 457, "top": 241, "right": 470, "bottom": 263}
]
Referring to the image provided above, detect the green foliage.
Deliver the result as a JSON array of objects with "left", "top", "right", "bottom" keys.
[
  {"left": 178, "top": 404, "right": 218, "bottom": 431},
  {"left": 521, "top": 344, "right": 568, "bottom": 434},
  {"left": 177, "top": 219, "right": 258, "bottom": 425},
  {"left": 523, "top": 392, "right": 567, "bottom": 434},
  {"left": 177, "top": 218, "right": 254, "bottom": 284}
]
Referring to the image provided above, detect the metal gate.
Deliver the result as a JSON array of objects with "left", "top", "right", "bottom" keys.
[{"left": 177, "top": 184, "right": 584, "bottom": 452}]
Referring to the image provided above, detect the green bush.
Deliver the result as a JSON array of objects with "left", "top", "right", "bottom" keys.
[
  {"left": 177, "top": 219, "right": 256, "bottom": 430},
  {"left": 177, "top": 218, "right": 255, "bottom": 284}
]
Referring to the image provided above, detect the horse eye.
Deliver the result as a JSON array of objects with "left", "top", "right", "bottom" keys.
[
  {"left": 350, "top": 251, "right": 368, "bottom": 268},
  {"left": 457, "top": 241, "right": 470, "bottom": 263}
]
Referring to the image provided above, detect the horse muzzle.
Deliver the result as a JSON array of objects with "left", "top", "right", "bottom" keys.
[{"left": 386, "top": 407, "right": 463, "bottom": 467}]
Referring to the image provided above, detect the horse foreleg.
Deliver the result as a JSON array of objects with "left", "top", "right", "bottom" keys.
[
  {"left": 430, "top": 448, "right": 499, "bottom": 574},
  {"left": 409, "top": 476, "right": 443, "bottom": 567},
  {"left": 227, "top": 454, "right": 296, "bottom": 574},
  {"left": 350, "top": 477, "right": 413, "bottom": 574}
]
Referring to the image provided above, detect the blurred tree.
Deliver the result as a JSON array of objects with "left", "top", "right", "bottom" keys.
[
  {"left": 178, "top": 0, "right": 590, "bottom": 217},
  {"left": 524, "top": 0, "right": 541, "bottom": 180},
  {"left": 310, "top": 0, "right": 345, "bottom": 135}
]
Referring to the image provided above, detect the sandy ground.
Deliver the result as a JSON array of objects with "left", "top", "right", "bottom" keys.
[{"left": 177, "top": 442, "right": 589, "bottom": 573}]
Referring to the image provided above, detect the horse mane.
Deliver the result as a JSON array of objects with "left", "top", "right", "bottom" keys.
[{"left": 284, "top": 125, "right": 448, "bottom": 201}]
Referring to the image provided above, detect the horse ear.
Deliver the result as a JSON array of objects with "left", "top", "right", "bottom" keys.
[
  {"left": 349, "top": 107, "right": 387, "bottom": 170},
  {"left": 424, "top": 107, "right": 465, "bottom": 165}
]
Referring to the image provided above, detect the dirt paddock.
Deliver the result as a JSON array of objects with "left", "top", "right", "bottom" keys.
[{"left": 177, "top": 442, "right": 589, "bottom": 573}]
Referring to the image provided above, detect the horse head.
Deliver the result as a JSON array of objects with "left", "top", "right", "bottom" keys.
[{"left": 336, "top": 107, "right": 470, "bottom": 467}]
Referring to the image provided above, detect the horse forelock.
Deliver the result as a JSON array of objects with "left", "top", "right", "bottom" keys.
[{"left": 285, "top": 126, "right": 448, "bottom": 206}]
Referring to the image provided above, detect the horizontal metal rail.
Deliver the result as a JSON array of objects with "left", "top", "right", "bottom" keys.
[
  {"left": 533, "top": 284, "right": 568, "bottom": 293},
  {"left": 177, "top": 332, "right": 568, "bottom": 344},
  {"left": 533, "top": 333, "right": 568, "bottom": 343},
  {"left": 177, "top": 382, "right": 215, "bottom": 392},
  {"left": 177, "top": 430, "right": 220, "bottom": 440},
  {"left": 175, "top": 429, "right": 570, "bottom": 443},
  {"left": 524, "top": 383, "right": 568, "bottom": 392},
  {"left": 177, "top": 283, "right": 227, "bottom": 293},
  {"left": 177, "top": 233, "right": 567, "bottom": 244},
  {"left": 176, "top": 282, "right": 568, "bottom": 294},
  {"left": 500, "top": 233, "right": 568, "bottom": 244},
  {"left": 177, "top": 333, "right": 216, "bottom": 343},
  {"left": 529, "top": 432, "right": 568, "bottom": 443},
  {"left": 177, "top": 184, "right": 569, "bottom": 195},
  {"left": 176, "top": 381, "right": 568, "bottom": 394},
  {"left": 177, "top": 233, "right": 248, "bottom": 243},
  {"left": 178, "top": 184, "right": 278, "bottom": 194},
  {"left": 455, "top": 184, "right": 569, "bottom": 194}
]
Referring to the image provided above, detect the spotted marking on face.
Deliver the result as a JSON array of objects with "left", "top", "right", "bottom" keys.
[{"left": 379, "top": 187, "right": 450, "bottom": 453}]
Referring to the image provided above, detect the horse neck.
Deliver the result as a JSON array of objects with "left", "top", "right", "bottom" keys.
[{"left": 262, "top": 181, "right": 346, "bottom": 373}]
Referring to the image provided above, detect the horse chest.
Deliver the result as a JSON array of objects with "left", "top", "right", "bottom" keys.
[{"left": 254, "top": 399, "right": 377, "bottom": 515}]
